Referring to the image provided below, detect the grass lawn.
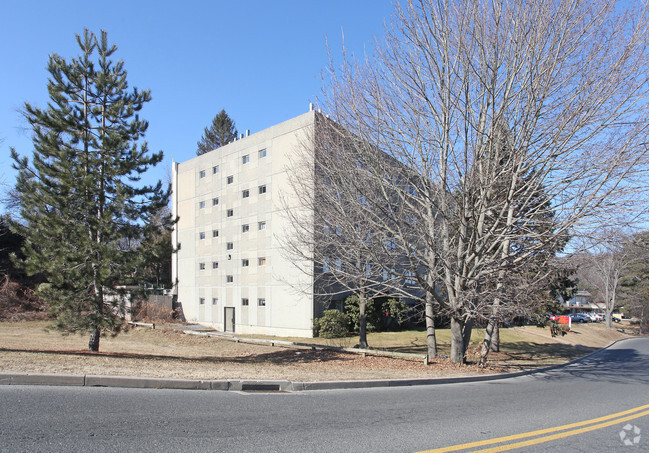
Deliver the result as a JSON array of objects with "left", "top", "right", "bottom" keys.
[{"left": 0, "top": 320, "right": 640, "bottom": 381}]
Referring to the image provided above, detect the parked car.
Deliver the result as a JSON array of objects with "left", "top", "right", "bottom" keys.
[
  {"left": 587, "top": 312, "right": 603, "bottom": 322},
  {"left": 569, "top": 313, "right": 590, "bottom": 323}
]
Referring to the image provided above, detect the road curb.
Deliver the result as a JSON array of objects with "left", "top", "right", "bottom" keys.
[
  {"left": 0, "top": 367, "right": 551, "bottom": 392},
  {"left": 0, "top": 338, "right": 635, "bottom": 392}
]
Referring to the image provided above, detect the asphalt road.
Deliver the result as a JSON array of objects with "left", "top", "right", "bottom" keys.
[{"left": 1, "top": 337, "right": 648, "bottom": 453}]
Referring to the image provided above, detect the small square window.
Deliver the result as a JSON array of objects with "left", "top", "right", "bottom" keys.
[
  {"left": 212, "top": 261, "right": 219, "bottom": 269},
  {"left": 199, "top": 170, "right": 206, "bottom": 178},
  {"left": 242, "top": 298, "right": 249, "bottom": 306},
  {"left": 242, "top": 189, "right": 249, "bottom": 198},
  {"left": 199, "top": 263, "right": 205, "bottom": 270},
  {"left": 227, "top": 175, "right": 234, "bottom": 184},
  {"left": 242, "top": 155, "right": 250, "bottom": 164},
  {"left": 258, "top": 221, "right": 266, "bottom": 230},
  {"left": 212, "top": 229, "right": 219, "bottom": 238},
  {"left": 242, "top": 224, "right": 249, "bottom": 233},
  {"left": 227, "top": 209, "right": 234, "bottom": 217},
  {"left": 242, "top": 259, "right": 249, "bottom": 267},
  {"left": 258, "top": 257, "right": 266, "bottom": 266},
  {"left": 213, "top": 165, "right": 219, "bottom": 174},
  {"left": 259, "top": 149, "right": 267, "bottom": 158},
  {"left": 212, "top": 297, "right": 218, "bottom": 305},
  {"left": 226, "top": 275, "right": 233, "bottom": 283},
  {"left": 199, "top": 201, "right": 206, "bottom": 209},
  {"left": 226, "top": 242, "right": 234, "bottom": 250},
  {"left": 258, "top": 298, "right": 266, "bottom": 307},
  {"left": 199, "top": 232, "right": 206, "bottom": 240},
  {"left": 212, "top": 197, "right": 219, "bottom": 206},
  {"left": 258, "top": 185, "right": 267, "bottom": 194},
  {"left": 199, "top": 297, "right": 205, "bottom": 305}
]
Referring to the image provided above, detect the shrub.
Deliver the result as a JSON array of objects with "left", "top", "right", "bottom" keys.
[
  {"left": 313, "top": 310, "right": 350, "bottom": 338},
  {"left": 133, "top": 299, "right": 175, "bottom": 322},
  {"left": 0, "top": 275, "right": 49, "bottom": 321},
  {"left": 344, "top": 296, "right": 409, "bottom": 332}
]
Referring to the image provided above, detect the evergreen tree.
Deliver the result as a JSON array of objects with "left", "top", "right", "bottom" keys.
[
  {"left": 10, "top": 29, "right": 170, "bottom": 351},
  {"left": 196, "top": 109, "right": 238, "bottom": 155}
]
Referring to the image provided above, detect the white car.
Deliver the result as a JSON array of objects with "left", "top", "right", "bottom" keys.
[{"left": 588, "top": 313, "right": 604, "bottom": 322}]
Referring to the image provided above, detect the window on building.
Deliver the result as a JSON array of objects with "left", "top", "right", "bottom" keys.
[
  {"left": 258, "top": 221, "right": 266, "bottom": 230},
  {"left": 227, "top": 175, "right": 234, "bottom": 184},
  {"left": 258, "top": 298, "right": 266, "bottom": 307},
  {"left": 212, "top": 229, "right": 219, "bottom": 238},
  {"left": 242, "top": 155, "right": 250, "bottom": 164},
  {"left": 199, "top": 263, "right": 205, "bottom": 270},
  {"left": 213, "top": 165, "right": 219, "bottom": 174},
  {"left": 199, "top": 297, "right": 205, "bottom": 305},
  {"left": 199, "top": 232, "right": 205, "bottom": 240},
  {"left": 199, "top": 201, "right": 206, "bottom": 209},
  {"left": 404, "top": 271, "right": 417, "bottom": 285},
  {"left": 242, "top": 224, "right": 249, "bottom": 233},
  {"left": 258, "top": 184, "right": 267, "bottom": 194},
  {"left": 242, "top": 189, "right": 249, "bottom": 198},
  {"left": 226, "top": 275, "right": 233, "bottom": 283},
  {"left": 242, "top": 259, "right": 249, "bottom": 267},
  {"left": 259, "top": 149, "right": 267, "bottom": 158},
  {"left": 212, "top": 197, "right": 219, "bottom": 206},
  {"left": 199, "top": 170, "right": 206, "bottom": 178},
  {"left": 212, "top": 297, "right": 218, "bottom": 305},
  {"left": 258, "top": 257, "right": 266, "bottom": 266},
  {"left": 227, "top": 209, "right": 234, "bottom": 217},
  {"left": 242, "top": 298, "right": 249, "bottom": 306},
  {"left": 212, "top": 261, "right": 219, "bottom": 269},
  {"left": 226, "top": 242, "right": 233, "bottom": 250}
]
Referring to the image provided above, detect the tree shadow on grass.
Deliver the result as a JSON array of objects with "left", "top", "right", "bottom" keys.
[
  {"left": 0, "top": 346, "right": 363, "bottom": 366},
  {"left": 500, "top": 341, "right": 598, "bottom": 361}
]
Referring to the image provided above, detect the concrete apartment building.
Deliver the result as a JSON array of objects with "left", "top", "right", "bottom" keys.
[{"left": 172, "top": 110, "right": 318, "bottom": 337}]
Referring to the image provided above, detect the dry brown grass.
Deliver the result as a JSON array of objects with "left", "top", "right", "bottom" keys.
[{"left": 0, "top": 321, "right": 640, "bottom": 381}]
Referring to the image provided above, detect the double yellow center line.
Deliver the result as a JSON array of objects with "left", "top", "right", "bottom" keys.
[{"left": 420, "top": 403, "right": 649, "bottom": 452}]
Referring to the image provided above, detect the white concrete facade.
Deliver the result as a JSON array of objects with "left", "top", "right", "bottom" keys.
[{"left": 172, "top": 111, "right": 316, "bottom": 337}]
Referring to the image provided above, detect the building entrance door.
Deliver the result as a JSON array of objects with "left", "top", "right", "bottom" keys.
[{"left": 224, "top": 307, "right": 235, "bottom": 332}]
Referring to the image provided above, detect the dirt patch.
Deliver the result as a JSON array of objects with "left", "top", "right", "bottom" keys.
[{"left": 0, "top": 321, "right": 640, "bottom": 381}]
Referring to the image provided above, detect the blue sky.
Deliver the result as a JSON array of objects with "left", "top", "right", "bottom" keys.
[{"left": 1, "top": 0, "right": 394, "bottom": 200}]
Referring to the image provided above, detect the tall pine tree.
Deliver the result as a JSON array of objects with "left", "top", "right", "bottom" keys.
[
  {"left": 10, "top": 29, "right": 170, "bottom": 351},
  {"left": 196, "top": 109, "right": 238, "bottom": 155}
]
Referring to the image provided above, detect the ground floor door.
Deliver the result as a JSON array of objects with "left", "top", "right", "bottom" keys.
[{"left": 224, "top": 307, "right": 235, "bottom": 332}]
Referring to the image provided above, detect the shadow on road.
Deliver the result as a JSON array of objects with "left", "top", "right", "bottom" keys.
[{"left": 534, "top": 346, "right": 649, "bottom": 385}]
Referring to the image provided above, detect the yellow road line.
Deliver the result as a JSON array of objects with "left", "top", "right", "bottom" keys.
[
  {"left": 474, "top": 409, "right": 649, "bottom": 452},
  {"left": 420, "top": 403, "right": 649, "bottom": 453}
]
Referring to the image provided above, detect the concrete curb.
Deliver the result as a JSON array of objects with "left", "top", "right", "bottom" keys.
[{"left": 0, "top": 338, "right": 633, "bottom": 392}]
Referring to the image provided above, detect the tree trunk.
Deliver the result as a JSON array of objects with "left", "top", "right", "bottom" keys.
[
  {"left": 450, "top": 317, "right": 465, "bottom": 364},
  {"left": 605, "top": 304, "right": 613, "bottom": 329},
  {"left": 358, "top": 297, "right": 368, "bottom": 349},
  {"left": 491, "top": 323, "right": 500, "bottom": 352},
  {"left": 425, "top": 298, "right": 437, "bottom": 359},
  {"left": 88, "top": 327, "right": 100, "bottom": 352},
  {"left": 479, "top": 320, "right": 499, "bottom": 367},
  {"left": 462, "top": 317, "right": 474, "bottom": 359}
]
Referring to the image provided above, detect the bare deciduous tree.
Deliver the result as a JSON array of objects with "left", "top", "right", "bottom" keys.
[
  {"left": 577, "top": 231, "right": 638, "bottom": 328},
  {"left": 284, "top": 117, "right": 421, "bottom": 350},
  {"left": 313, "top": 0, "right": 649, "bottom": 364}
]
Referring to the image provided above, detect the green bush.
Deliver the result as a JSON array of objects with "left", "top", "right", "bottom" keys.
[
  {"left": 344, "top": 296, "right": 409, "bottom": 332},
  {"left": 313, "top": 310, "right": 350, "bottom": 338}
]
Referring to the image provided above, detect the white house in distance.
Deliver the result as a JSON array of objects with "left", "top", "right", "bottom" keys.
[{"left": 172, "top": 108, "right": 320, "bottom": 337}]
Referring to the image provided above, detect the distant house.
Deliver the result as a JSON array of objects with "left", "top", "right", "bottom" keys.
[{"left": 561, "top": 290, "right": 605, "bottom": 313}]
